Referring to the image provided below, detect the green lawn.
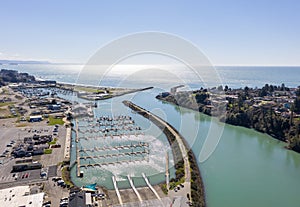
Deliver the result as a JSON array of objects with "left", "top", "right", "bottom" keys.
[
  {"left": 0, "top": 102, "right": 13, "bottom": 107},
  {"left": 48, "top": 116, "right": 64, "bottom": 125},
  {"left": 74, "top": 86, "right": 99, "bottom": 93},
  {"left": 48, "top": 138, "right": 57, "bottom": 145},
  {"left": 44, "top": 149, "right": 53, "bottom": 154}
]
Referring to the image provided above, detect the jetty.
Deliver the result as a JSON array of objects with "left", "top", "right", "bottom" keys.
[
  {"left": 74, "top": 119, "right": 81, "bottom": 177},
  {"left": 123, "top": 101, "right": 191, "bottom": 180},
  {"left": 123, "top": 100, "right": 206, "bottom": 207},
  {"left": 123, "top": 101, "right": 191, "bottom": 195}
]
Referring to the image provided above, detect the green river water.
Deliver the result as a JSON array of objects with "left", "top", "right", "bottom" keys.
[{"left": 68, "top": 88, "right": 300, "bottom": 207}]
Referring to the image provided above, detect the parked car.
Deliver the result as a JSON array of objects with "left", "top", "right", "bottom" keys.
[
  {"left": 60, "top": 197, "right": 68, "bottom": 202},
  {"left": 43, "top": 201, "right": 51, "bottom": 205},
  {"left": 57, "top": 180, "right": 65, "bottom": 186}
]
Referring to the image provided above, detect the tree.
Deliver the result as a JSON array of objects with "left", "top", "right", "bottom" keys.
[
  {"left": 294, "top": 97, "right": 300, "bottom": 114},
  {"left": 217, "top": 85, "right": 223, "bottom": 91},
  {"left": 224, "top": 85, "right": 229, "bottom": 91},
  {"left": 281, "top": 83, "right": 285, "bottom": 91},
  {"left": 195, "top": 92, "right": 209, "bottom": 104},
  {"left": 296, "top": 87, "right": 300, "bottom": 96}
]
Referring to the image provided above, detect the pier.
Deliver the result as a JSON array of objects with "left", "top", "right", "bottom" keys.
[
  {"left": 74, "top": 114, "right": 152, "bottom": 177},
  {"left": 112, "top": 176, "right": 123, "bottom": 205},
  {"left": 75, "top": 119, "right": 79, "bottom": 143},
  {"left": 127, "top": 175, "right": 142, "bottom": 202},
  {"left": 79, "top": 149, "right": 149, "bottom": 160},
  {"left": 142, "top": 173, "right": 161, "bottom": 201},
  {"left": 76, "top": 147, "right": 81, "bottom": 177},
  {"left": 74, "top": 118, "right": 81, "bottom": 177},
  {"left": 75, "top": 140, "right": 150, "bottom": 172},
  {"left": 79, "top": 142, "right": 149, "bottom": 152},
  {"left": 79, "top": 156, "right": 149, "bottom": 168}
]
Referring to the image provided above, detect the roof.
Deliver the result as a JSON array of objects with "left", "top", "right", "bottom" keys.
[
  {"left": 69, "top": 191, "right": 86, "bottom": 207},
  {"left": 0, "top": 186, "right": 44, "bottom": 207},
  {"left": 29, "top": 115, "right": 43, "bottom": 119},
  {"left": 85, "top": 193, "right": 92, "bottom": 205}
]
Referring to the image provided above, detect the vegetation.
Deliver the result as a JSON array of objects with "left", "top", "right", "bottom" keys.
[
  {"left": 48, "top": 138, "right": 57, "bottom": 145},
  {"left": 0, "top": 69, "right": 35, "bottom": 84},
  {"left": 222, "top": 85, "right": 300, "bottom": 152},
  {"left": 0, "top": 102, "right": 14, "bottom": 107},
  {"left": 61, "top": 166, "right": 74, "bottom": 187},
  {"left": 74, "top": 86, "right": 100, "bottom": 93},
  {"left": 16, "top": 123, "right": 28, "bottom": 127},
  {"left": 188, "top": 150, "right": 206, "bottom": 207},
  {"left": 169, "top": 176, "right": 185, "bottom": 190},
  {"left": 160, "top": 183, "right": 168, "bottom": 195},
  {"left": 48, "top": 116, "right": 64, "bottom": 125},
  {"left": 123, "top": 101, "right": 206, "bottom": 206},
  {"left": 157, "top": 84, "right": 300, "bottom": 153},
  {"left": 44, "top": 149, "right": 53, "bottom": 154}
]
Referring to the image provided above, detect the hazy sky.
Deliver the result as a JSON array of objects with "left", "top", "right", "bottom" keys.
[{"left": 0, "top": 0, "right": 299, "bottom": 65}]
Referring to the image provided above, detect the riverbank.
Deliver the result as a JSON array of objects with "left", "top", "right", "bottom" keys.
[
  {"left": 156, "top": 85, "right": 300, "bottom": 153},
  {"left": 123, "top": 100, "right": 206, "bottom": 207}
]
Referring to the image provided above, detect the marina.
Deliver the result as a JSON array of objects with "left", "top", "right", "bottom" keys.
[
  {"left": 72, "top": 115, "right": 158, "bottom": 179},
  {"left": 78, "top": 142, "right": 149, "bottom": 152}
]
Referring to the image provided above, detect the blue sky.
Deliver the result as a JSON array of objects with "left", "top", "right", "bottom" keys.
[{"left": 0, "top": 0, "right": 299, "bottom": 65}]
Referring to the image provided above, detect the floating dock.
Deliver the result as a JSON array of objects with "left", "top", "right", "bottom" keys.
[
  {"left": 80, "top": 149, "right": 149, "bottom": 160},
  {"left": 79, "top": 142, "right": 149, "bottom": 152},
  {"left": 79, "top": 157, "right": 149, "bottom": 169}
]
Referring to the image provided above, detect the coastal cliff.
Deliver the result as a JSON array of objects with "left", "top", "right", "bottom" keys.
[{"left": 0, "top": 69, "right": 35, "bottom": 85}]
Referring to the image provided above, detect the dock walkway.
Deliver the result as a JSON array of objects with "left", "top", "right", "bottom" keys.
[
  {"left": 112, "top": 176, "right": 123, "bottom": 205},
  {"left": 142, "top": 173, "right": 161, "bottom": 201},
  {"left": 127, "top": 175, "right": 142, "bottom": 202}
]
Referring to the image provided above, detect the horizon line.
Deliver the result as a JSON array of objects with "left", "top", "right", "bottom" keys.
[{"left": 1, "top": 59, "right": 300, "bottom": 67}]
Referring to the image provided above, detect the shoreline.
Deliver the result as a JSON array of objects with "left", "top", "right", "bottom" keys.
[
  {"left": 21, "top": 81, "right": 154, "bottom": 101},
  {"left": 156, "top": 84, "right": 300, "bottom": 154},
  {"left": 123, "top": 100, "right": 206, "bottom": 207}
]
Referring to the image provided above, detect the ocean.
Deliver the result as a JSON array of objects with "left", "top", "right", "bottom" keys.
[{"left": 3, "top": 64, "right": 300, "bottom": 89}]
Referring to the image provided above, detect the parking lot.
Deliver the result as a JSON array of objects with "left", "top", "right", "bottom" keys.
[
  {"left": 0, "top": 118, "right": 67, "bottom": 187},
  {"left": 0, "top": 169, "right": 42, "bottom": 182}
]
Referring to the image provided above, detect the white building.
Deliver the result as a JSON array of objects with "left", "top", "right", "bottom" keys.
[{"left": 0, "top": 186, "right": 44, "bottom": 207}]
